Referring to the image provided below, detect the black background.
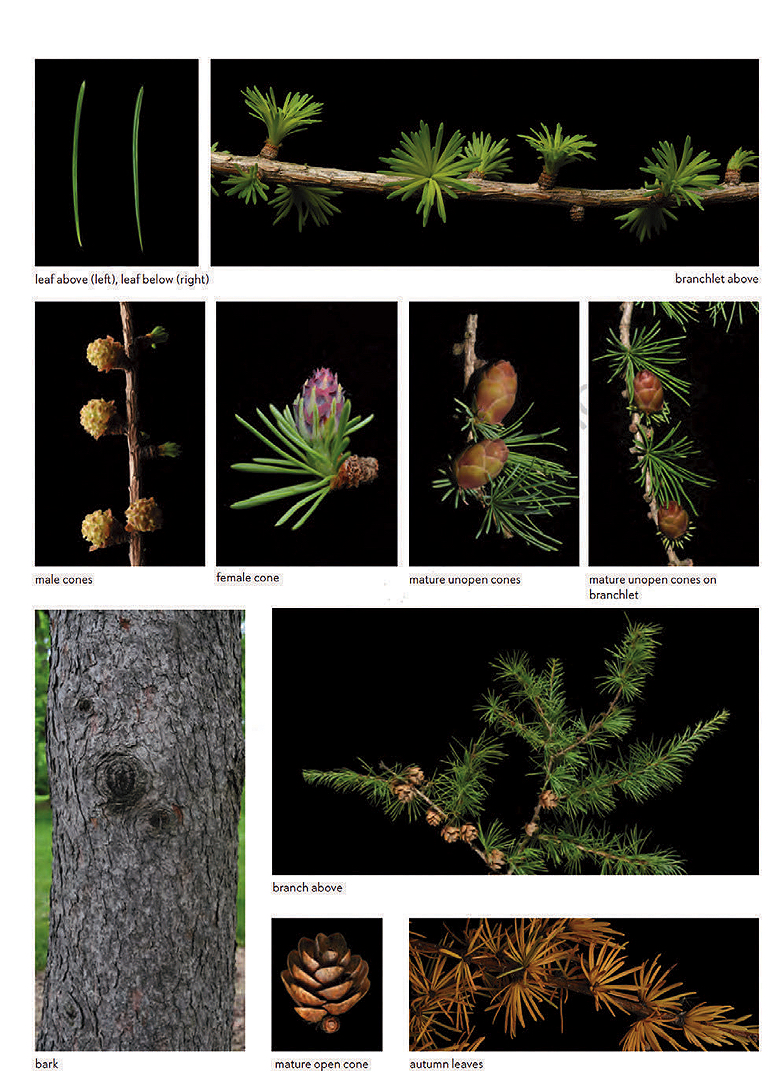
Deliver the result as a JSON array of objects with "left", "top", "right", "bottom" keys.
[
  {"left": 216, "top": 301, "right": 397, "bottom": 567},
  {"left": 589, "top": 303, "right": 759, "bottom": 566},
  {"left": 409, "top": 302, "right": 580, "bottom": 566},
  {"left": 211, "top": 59, "right": 758, "bottom": 267},
  {"left": 35, "top": 60, "right": 199, "bottom": 267},
  {"left": 273, "top": 607, "right": 758, "bottom": 876},
  {"left": 410, "top": 917, "right": 758, "bottom": 1051},
  {"left": 35, "top": 301, "right": 205, "bottom": 567},
  {"left": 272, "top": 917, "right": 382, "bottom": 1052}
]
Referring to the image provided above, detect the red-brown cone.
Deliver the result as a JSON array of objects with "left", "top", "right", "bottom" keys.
[
  {"left": 281, "top": 932, "right": 370, "bottom": 1032},
  {"left": 454, "top": 439, "right": 509, "bottom": 490},
  {"left": 633, "top": 370, "right": 664, "bottom": 414},
  {"left": 657, "top": 501, "right": 689, "bottom": 540},
  {"left": 475, "top": 360, "right": 518, "bottom": 424}
]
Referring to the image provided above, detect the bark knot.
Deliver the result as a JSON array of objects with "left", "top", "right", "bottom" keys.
[{"left": 95, "top": 752, "right": 148, "bottom": 812}]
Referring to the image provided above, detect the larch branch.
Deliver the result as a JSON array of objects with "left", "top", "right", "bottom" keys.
[
  {"left": 120, "top": 301, "right": 144, "bottom": 568},
  {"left": 618, "top": 301, "right": 692, "bottom": 567},
  {"left": 211, "top": 151, "right": 759, "bottom": 211}
]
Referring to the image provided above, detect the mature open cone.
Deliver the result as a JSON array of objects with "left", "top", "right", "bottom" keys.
[{"left": 281, "top": 932, "right": 370, "bottom": 1033}]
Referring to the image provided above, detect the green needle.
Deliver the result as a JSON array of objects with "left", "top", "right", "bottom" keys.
[
  {"left": 72, "top": 81, "right": 85, "bottom": 247},
  {"left": 132, "top": 86, "right": 145, "bottom": 252}
]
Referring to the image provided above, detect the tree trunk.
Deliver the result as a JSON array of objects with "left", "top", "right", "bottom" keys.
[{"left": 36, "top": 610, "right": 245, "bottom": 1051}]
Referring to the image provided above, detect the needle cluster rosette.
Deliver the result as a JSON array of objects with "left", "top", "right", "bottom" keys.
[{"left": 231, "top": 367, "right": 376, "bottom": 529}]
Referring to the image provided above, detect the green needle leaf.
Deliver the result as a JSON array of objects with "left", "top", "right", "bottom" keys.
[
  {"left": 72, "top": 81, "right": 85, "bottom": 247},
  {"left": 230, "top": 478, "right": 324, "bottom": 509},
  {"left": 132, "top": 86, "right": 145, "bottom": 252}
]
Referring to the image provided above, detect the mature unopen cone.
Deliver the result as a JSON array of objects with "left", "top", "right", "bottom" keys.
[{"left": 281, "top": 932, "right": 370, "bottom": 1033}]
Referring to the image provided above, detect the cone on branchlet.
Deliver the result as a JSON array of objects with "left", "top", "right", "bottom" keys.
[
  {"left": 455, "top": 439, "right": 508, "bottom": 490},
  {"left": 125, "top": 497, "right": 163, "bottom": 533},
  {"left": 658, "top": 501, "right": 689, "bottom": 540},
  {"left": 392, "top": 781, "right": 416, "bottom": 802},
  {"left": 81, "top": 509, "right": 121, "bottom": 551},
  {"left": 281, "top": 932, "right": 370, "bottom": 1034},
  {"left": 293, "top": 367, "right": 345, "bottom": 442},
  {"left": 475, "top": 360, "right": 518, "bottom": 424},
  {"left": 80, "top": 398, "right": 118, "bottom": 439},
  {"left": 486, "top": 849, "right": 507, "bottom": 871},
  {"left": 86, "top": 335, "right": 126, "bottom": 372},
  {"left": 633, "top": 370, "right": 664, "bottom": 414}
]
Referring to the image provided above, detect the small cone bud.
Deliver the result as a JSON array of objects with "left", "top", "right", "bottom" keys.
[
  {"left": 455, "top": 439, "right": 509, "bottom": 490},
  {"left": 405, "top": 766, "right": 424, "bottom": 785},
  {"left": 657, "top": 501, "right": 689, "bottom": 540},
  {"left": 80, "top": 398, "right": 117, "bottom": 439},
  {"left": 81, "top": 509, "right": 120, "bottom": 551},
  {"left": 460, "top": 823, "right": 478, "bottom": 843},
  {"left": 125, "top": 497, "right": 163, "bottom": 533},
  {"left": 441, "top": 825, "right": 461, "bottom": 843},
  {"left": 426, "top": 809, "right": 443, "bottom": 827},
  {"left": 475, "top": 360, "right": 517, "bottom": 424},
  {"left": 293, "top": 367, "right": 344, "bottom": 440},
  {"left": 633, "top": 370, "right": 664, "bottom": 414}
]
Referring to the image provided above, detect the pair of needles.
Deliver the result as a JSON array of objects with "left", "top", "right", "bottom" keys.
[{"left": 72, "top": 82, "right": 144, "bottom": 251}]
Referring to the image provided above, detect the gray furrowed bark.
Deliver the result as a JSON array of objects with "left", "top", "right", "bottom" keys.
[{"left": 37, "top": 610, "right": 245, "bottom": 1051}]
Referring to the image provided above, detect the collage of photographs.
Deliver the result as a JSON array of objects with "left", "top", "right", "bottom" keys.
[{"left": 10, "top": 24, "right": 768, "bottom": 1090}]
